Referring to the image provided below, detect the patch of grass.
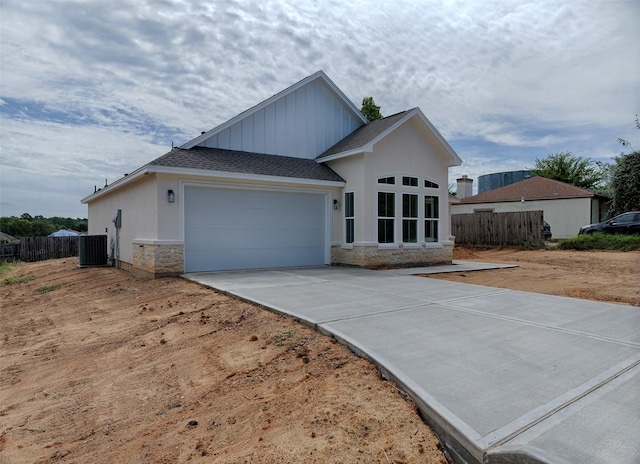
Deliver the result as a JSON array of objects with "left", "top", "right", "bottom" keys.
[
  {"left": 557, "top": 233, "right": 640, "bottom": 251},
  {"left": 273, "top": 329, "right": 294, "bottom": 347},
  {"left": 0, "top": 260, "right": 13, "bottom": 274},
  {"left": 36, "top": 284, "right": 62, "bottom": 294},
  {"left": 4, "top": 275, "right": 36, "bottom": 285}
]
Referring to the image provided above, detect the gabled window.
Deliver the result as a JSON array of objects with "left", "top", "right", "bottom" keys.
[
  {"left": 378, "top": 176, "right": 395, "bottom": 185},
  {"left": 424, "top": 196, "right": 439, "bottom": 242},
  {"left": 377, "top": 192, "right": 395, "bottom": 243},
  {"left": 402, "top": 194, "right": 418, "bottom": 243},
  {"left": 345, "top": 192, "right": 355, "bottom": 244},
  {"left": 424, "top": 179, "right": 439, "bottom": 189},
  {"left": 402, "top": 176, "right": 418, "bottom": 187}
]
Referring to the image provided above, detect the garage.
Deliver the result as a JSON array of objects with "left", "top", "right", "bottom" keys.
[{"left": 184, "top": 185, "right": 328, "bottom": 272}]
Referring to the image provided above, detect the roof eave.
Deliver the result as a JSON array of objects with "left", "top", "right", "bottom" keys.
[
  {"left": 81, "top": 166, "right": 152, "bottom": 204},
  {"left": 318, "top": 146, "right": 372, "bottom": 163},
  {"left": 151, "top": 165, "right": 346, "bottom": 186},
  {"left": 460, "top": 194, "right": 595, "bottom": 204},
  {"left": 320, "top": 108, "right": 463, "bottom": 167}
]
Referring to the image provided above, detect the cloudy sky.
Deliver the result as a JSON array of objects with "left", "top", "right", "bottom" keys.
[{"left": 1, "top": 0, "right": 639, "bottom": 218}]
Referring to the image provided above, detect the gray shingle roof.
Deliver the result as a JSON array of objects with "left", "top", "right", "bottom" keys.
[
  {"left": 148, "top": 146, "right": 345, "bottom": 182},
  {"left": 316, "top": 110, "right": 411, "bottom": 160}
]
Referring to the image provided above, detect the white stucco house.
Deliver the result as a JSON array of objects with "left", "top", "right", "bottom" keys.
[
  {"left": 82, "top": 71, "right": 462, "bottom": 277},
  {"left": 451, "top": 176, "right": 609, "bottom": 239}
]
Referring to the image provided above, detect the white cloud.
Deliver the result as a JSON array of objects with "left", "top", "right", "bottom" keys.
[{"left": 0, "top": 0, "right": 638, "bottom": 217}]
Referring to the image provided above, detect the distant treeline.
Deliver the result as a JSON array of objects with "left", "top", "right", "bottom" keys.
[{"left": 0, "top": 214, "right": 88, "bottom": 239}]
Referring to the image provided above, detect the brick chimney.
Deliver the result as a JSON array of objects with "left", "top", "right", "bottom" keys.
[{"left": 456, "top": 175, "right": 473, "bottom": 199}]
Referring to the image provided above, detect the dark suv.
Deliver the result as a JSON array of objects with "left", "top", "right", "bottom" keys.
[{"left": 579, "top": 211, "right": 640, "bottom": 235}]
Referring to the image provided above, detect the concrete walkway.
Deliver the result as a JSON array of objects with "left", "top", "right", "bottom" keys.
[{"left": 183, "top": 263, "right": 640, "bottom": 464}]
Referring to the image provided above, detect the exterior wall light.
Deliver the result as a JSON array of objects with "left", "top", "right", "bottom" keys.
[
  {"left": 168, "top": 189, "right": 175, "bottom": 203},
  {"left": 333, "top": 199, "right": 340, "bottom": 210}
]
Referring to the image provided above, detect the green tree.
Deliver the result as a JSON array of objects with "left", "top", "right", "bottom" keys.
[
  {"left": 361, "top": 97, "right": 382, "bottom": 122},
  {"left": 531, "top": 152, "right": 605, "bottom": 191},
  {"left": 0, "top": 217, "right": 33, "bottom": 237},
  {"left": 610, "top": 151, "right": 640, "bottom": 215},
  {"left": 608, "top": 115, "right": 640, "bottom": 214},
  {"left": 32, "top": 219, "right": 56, "bottom": 236}
]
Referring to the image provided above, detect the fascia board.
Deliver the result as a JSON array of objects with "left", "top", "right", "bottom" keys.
[
  {"left": 180, "top": 70, "right": 367, "bottom": 150},
  {"left": 460, "top": 195, "right": 593, "bottom": 204},
  {"left": 317, "top": 146, "right": 372, "bottom": 163},
  {"left": 146, "top": 165, "right": 346, "bottom": 188},
  {"left": 81, "top": 166, "right": 150, "bottom": 204}
]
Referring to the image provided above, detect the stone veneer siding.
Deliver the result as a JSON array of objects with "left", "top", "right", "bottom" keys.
[
  {"left": 331, "top": 242, "right": 453, "bottom": 268},
  {"left": 132, "top": 242, "right": 184, "bottom": 277}
]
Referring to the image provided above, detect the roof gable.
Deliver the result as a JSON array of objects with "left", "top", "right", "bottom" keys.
[
  {"left": 460, "top": 176, "right": 596, "bottom": 203},
  {"left": 180, "top": 71, "right": 367, "bottom": 159},
  {"left": 316, "top": 108, "right": 462, "bottom": 167}
]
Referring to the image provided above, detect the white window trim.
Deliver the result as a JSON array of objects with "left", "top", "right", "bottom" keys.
[
  {"left": 344, "top": 191, "right": 355, "bottom": 244},
  {"left": 375, "top": 175, "right": 443, "bottom": 246}
]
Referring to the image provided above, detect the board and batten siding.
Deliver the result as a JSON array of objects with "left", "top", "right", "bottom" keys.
[{"left": 201, "top": 80, "right": 363, "bottom": 159}]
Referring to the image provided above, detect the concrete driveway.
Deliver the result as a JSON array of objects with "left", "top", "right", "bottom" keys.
[{"left": 183, "top": 263, "right": 640, "bottom": 464}]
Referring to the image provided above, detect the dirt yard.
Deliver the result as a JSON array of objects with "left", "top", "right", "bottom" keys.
[
  {"left": 1, "top": 259, "right": 445, "bottom": 464},
  {"left": 443, "top": 247, "right": 640, "bottom": 307},
  {"left": 1, "top": 249, "right": 637, "bottom": 464}
]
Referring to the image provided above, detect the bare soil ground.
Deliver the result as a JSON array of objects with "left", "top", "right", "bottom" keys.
[
  {"left": 1, "top": 259, "right": 445, "bottom": 464},
  {"left": 442, "top": 247, "right": 640, "bottom": 307},
  {"left": 1, "top": 249, "right": 637, "bottom": 464}
]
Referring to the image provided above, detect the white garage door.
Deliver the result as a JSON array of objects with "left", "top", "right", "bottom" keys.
[{"left": 184, "top": 186, "right": 327, "bottom": 272}]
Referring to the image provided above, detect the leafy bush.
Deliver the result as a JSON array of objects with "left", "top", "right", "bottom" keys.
[{"left": 557, "top": 233, "right": 640, "bottom": 251}]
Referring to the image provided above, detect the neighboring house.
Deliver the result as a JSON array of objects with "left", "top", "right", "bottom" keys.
[
  {"left": 451, "top": 176, "right": 609, "bottom": 239},
  {"left": 49, "top": 229, "right": 79, "bottom": 237},
  {"left": 0, "top": 231, "right": 17, "bottom": 243},
  {"left": 82, "top": 71, "right": 462, "bottom": 277}
]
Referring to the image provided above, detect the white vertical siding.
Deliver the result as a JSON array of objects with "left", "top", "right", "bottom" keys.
[{"left": 197, "top": 80, "right": 364, "bottom": 159}]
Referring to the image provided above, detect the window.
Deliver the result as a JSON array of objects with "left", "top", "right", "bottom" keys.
[
  {"left": 402, "top": 194, "right": 418, "bottom": 242},
  {"left": 424, "top": 179, "right": 439, "bottom": 189},
  {"left": 378, "top": 176, "right": 395, "bottom": 185},
  {"left": 424, "top": 196, "right": 439, "bottom": 242},
  {"left": 345, "top": 192, "right": 354, "bottom": 244},
  {"left": 378, "top": 192, "right": 395, "bottom": 243},
  {"left": 402, "top": 176, "right": 418, "bottom": 187}
]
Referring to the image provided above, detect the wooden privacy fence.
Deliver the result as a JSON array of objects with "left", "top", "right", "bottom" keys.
[
  {"left": 0, "top": 236, "right": 79, "bottom": 262},
  {"left": 452, "top": 211, "right": 544, "bottom": 247}
]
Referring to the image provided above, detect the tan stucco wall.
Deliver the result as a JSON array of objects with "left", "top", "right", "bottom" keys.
[
  {"left": 327, "top": 116, "right": 454, "bottom": 267},
  {"left": 87, "top": 174, "right": 159, "bottom": 265},
  {"left": 451, "top": 197, "right": 593, "bottom": 239}
]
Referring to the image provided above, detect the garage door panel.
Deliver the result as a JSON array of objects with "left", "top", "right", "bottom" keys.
[{"left": 184, "top": 187, "right": 327, "bottom": 272}]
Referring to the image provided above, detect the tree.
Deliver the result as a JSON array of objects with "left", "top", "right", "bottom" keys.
[
  {"left": 361, "top": 97, "right": 382, "bottom": 122},
  {"left": 608, "top": 115, "right": 640, "bottom": 215},
  {"left": 530, "top": 152, "right": 605, "bottom": 191},
  {"left": 609, "top": 151, "right": 640, "bottom": 214}
]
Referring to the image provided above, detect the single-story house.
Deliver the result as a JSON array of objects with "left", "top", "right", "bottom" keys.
[
  {"left": 451, "top": 176, "right": 609, "bottom": 239},
  {"left": 82, "top": 71, "right": 462, "bottom": 277}
]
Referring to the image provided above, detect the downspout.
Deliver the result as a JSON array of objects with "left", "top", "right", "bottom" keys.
[{"left": 112, "top": 209, "right": 122, "bottom": 269}]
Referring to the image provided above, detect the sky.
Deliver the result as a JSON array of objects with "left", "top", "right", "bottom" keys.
[{"left": 1, "top": 0, "right": 639, "bottom": 219}]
